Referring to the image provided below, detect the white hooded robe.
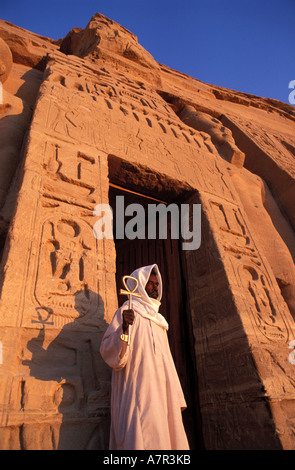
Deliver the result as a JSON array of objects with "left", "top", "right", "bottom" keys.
[{"left": 100, "top": 264, "right": 189, "bottom": 450}]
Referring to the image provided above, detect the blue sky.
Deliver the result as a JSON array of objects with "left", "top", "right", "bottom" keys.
[{"left": 1, "top": 0, "right": 294, "bottom": 104}]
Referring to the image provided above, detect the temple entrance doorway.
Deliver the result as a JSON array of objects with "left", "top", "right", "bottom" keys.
[{"left": 108, "top": 182, "right": 203, "bottom": 449}]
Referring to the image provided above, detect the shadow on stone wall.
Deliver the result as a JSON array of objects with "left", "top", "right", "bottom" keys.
[{"left": 22, "top": 289, "right": 111, "bottom": 450}]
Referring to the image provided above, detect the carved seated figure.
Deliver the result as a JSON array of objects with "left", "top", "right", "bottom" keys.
[{"left": 179, "top": 105, "right": 245, "bottom": 167}]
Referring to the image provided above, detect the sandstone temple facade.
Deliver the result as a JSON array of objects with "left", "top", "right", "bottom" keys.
[{"left": 0, "top": 13, "right": 295, "bottom": 450}]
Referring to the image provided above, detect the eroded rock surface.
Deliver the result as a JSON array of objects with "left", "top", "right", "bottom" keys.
[{"left": 0, "top": 13, "right": 295, "bottom": 450}]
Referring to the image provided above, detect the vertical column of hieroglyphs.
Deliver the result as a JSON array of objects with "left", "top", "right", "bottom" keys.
[
  {"left": 207, "top": 192, "right": 295, "bottom": 448},
  {"left": 0, "top": 55, "right": 117, "bottom": 449},
  {"left": 187, "top": 180, "right": 295, "bottom": 449}
]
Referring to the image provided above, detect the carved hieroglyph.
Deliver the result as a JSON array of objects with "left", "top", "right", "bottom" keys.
[{"left": 0, "top": 13, "right": 295, "bottom": 449}]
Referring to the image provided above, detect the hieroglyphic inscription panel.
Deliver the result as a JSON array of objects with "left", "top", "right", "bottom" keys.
[
  {"left": 34, "top": 57, "right": 239, "bottom": 200},
  {"left": 183, "top": 190, "right": 295, "bottom": 449},
  {"left": 206, "top": 194, "right": 294, "bottom": 345},
  {"left": 19, "top": 137, "right": 112, "bottom": 329}
]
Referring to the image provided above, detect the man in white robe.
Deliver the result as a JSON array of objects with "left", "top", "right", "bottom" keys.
[{"left": 100, "top": 264, "right": 189, "bottom": 450}]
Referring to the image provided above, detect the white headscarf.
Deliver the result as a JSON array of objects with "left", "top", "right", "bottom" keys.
[{"left": 124, "top": 264, "right": 168, "bottom": 330}]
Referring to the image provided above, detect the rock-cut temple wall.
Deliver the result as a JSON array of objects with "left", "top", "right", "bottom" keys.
[{"left": 0, "top": 13, "right": 295, "bottom": 449}]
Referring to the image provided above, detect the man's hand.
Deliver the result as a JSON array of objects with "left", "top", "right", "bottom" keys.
[{"left": 122, "top": 309, "right": 134, "bottom": 333}]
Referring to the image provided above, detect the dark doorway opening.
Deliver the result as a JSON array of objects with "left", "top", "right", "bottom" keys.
[{"left": 109, "top": 183, "right": 203, "bottom": 449}]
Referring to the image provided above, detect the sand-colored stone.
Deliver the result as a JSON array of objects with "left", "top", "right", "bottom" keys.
[
  {"left": 0, "top": 37, "right": 12, "bottom": 83},
  {"left": 0, "top": 13, "right": 295, "bottom": 449}
]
